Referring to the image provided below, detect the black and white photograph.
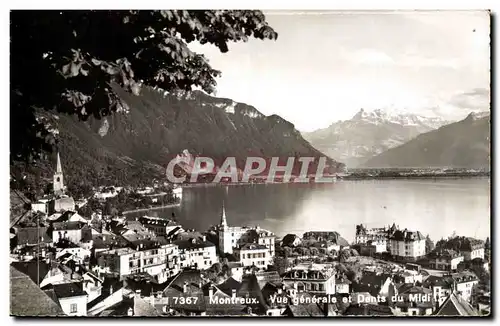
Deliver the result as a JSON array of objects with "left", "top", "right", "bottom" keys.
[{"left": 9, "top": 8, "right": 491, "bottom": 318}]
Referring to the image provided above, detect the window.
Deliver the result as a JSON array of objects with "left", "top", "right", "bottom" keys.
[{"left": 70, "top": 303, "right": 78, "bottom": 313}]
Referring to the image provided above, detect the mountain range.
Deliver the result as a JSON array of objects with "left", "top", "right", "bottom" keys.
[
  {"left": 362, "top": 112, "right": 490, "bottom": 169},
  {"left": 302, "top": 109, "right": 453, "bottom": 168},
  {"left": 25, "top": 86, "right": 343, "bottom": 188}
]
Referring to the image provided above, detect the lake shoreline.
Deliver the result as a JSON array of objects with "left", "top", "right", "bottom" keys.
[
  {"left": 122, "top": 202, "right": 181, "bottom": 215},
  {"left": 174, "top": 174, "right": 489, "bottom": 188}
]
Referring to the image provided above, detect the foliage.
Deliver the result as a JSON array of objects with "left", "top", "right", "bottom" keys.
[
  {"left": 282, "top": 246, "right": 293, "bottom": 257},
  {"left": 425, "top": 234, "right": 435, "bottom": 254},
  {"left": 339, "top": 249, "right": 351, "bottom": 263},
  {"left": 272, "top": 256, "right": 290, "bottom": 276},
  {"left": 11, "top": 10, "right": 278, "bottom": 163},
  {"left": 350, "top": 248, "right": 359, "bottom": 257}
]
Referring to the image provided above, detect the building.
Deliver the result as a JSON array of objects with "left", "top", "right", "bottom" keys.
[
  {"left": 10, "top": 266, "right": 66, "bottom": 316},
  {"left": 282, "top": 264, "right": 336, "bottom": 295},
  {"left": 459, "top": 238, "right": 485, "bottom": 261},
  {"left": 450, "top": 271, "right": 479, "bottom": 303},
  {"left": 52, "top": 222, "right": 91, "bottom": 244},
  {"left": 428, "top": 249, "right": 464, "bottom": 271},
  {"left": 175, "top": 237, "right": 217, "bottom": 270},
  {"left": 53, "top": 152, "right": 66, "bottom": 196},
  {"left": 11, "top": 260, "right": 66, "bottom": 289},
  {"left": 218, "top": 204, "right": 275, "bottom": 259},
  {"left": 392, "top": 286, "right": 434, "bottom": 316},
  {"left": 335, "top": 275, "right": 351, "bottom": 294},
  {"left": 96, "top": 243, "right": 180, "bottom": 280},
  {"left": 31, "top": 201, "right": 48, "bottom": 214},
  {"left": 389, "top": 229, "right": 426, "bottom": 261},
  {"left": 280, "top": 234, "right": 301, "bottom": 247},
  {"left": 52, "top": 282, "right": 88, "bottom": 316},
  {"left": 435, "top": 292, "right": 479, "bottom": 316},
  {"left": 48, "top": 196, "right": 76, "bottom": 215},
  {"left": 355, "top": 224, "right": 389, "bottom": 249},
  {"left": 233, "top": 243, "right": 272, "bottom": 269},
  {"left": 423, "top": 271, "right": 479, "bottom": 306},
  {"left": 138, "top": 216, "right": 183, "bottom": 238}
]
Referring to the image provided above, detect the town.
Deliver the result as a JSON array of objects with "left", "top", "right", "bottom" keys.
[{"left": 10, "top": 154, "right": 491, "bottom": 317}]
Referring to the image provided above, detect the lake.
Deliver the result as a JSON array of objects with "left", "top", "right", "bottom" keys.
[{"left": 125, "top": 178, "right": 491, "bottom": 243}]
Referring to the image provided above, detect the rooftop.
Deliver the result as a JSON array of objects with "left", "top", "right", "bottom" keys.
[{"left": 10, "top": 266, "right": 65, "bottom": 317}]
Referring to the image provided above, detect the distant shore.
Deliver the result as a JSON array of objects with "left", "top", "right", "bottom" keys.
[
  {"left": 122, "top": 202, "right": 181, "bottom": 214},
  {"left": 168, "top": 173, "right": 489, "bottom": 188}
]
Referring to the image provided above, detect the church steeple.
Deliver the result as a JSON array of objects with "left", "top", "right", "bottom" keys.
[
  {"left": 220, "top": 201, "right": 228, "bottom": 228},
  {"left": 56, "top": 152, "right": 63, "bottom": 174},
  {"left": 53, "top": 151, "right": 65, "bottom": 196}
]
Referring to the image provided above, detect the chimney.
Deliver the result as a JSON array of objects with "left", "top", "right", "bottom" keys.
[
  {"left": 231, "top": 289, "right": 237, "bottom": 299},
  {"left": 202, "top": 235, "right": 206, "bottom": 242},
  {"left": 209, "top": 285, "right": 214, "bottom": 299},
  {"left": 183, "top": 281, "right": 188, "bottom": 293}
]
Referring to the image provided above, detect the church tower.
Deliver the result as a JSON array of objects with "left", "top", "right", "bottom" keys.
[
  {"left": 220, "top": 202, "right": 228, "bottom": 229},
  {"left": 53, "top": 152, "right": 65, "bottom": 196}
]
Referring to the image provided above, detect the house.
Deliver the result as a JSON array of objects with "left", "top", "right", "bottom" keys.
[
  {"left": 423, "top": 275, "right": 454, "bottom": 308},
  {"left": 31, "top": 201, "right": 48, "bottom": 214},
  {"left": 138, "top": 216, "right": 183, "bottom": 238},
  {"left": 260, "top": 282, "right": 290, "bottom": 316},
  {"left": 175, "top": 237, "right": 217, "bottom": 270},
  {"left": 302, "top": 231, "right": 349, "bottom": 248},
  {"left": 226, "top": 262, "right": 244, "bottom": 282},
  {"left": 280, "top": 234, "right": 301, "bottom": 247},
  {"left": 52, "top": 282, "right": 88, "bottom": 316},
  {"left": 428, "top": 249, "right": 464, "bottom": 271},
  {"left": 435, "top": 292, "right": 479, "bottom": 316},
  {"left": 282, "top": 264, "right": 336, "bottom": 295},
  {"left": 10, "top": 266, "right": 66, "bottom": 316},
  {"left": 355, "top": 224, "right": 389, "bottom": 251},
  {"left": 335, "top": 275, "right": 351, "bottom": 294},
  {"left": 49, "top": 211, "right": 89, "bottom": 224},
  {"left": 96, "top": 243, "right": 179, "bottom": 280},
  {"left": 449, "top": 271, "right": 479, "bottom": 303},
  {"left": 233, "top": 243, "right": 272, "bottom": 270},
  {"left": 48, "top": 196, "right": 76, "bottom": 215},
  {"left": 13, "top": 226, "right": 52, "bottom": 249},
  {"left": 255, "top": 270, "right": 281, "bottom": 290},
  {"left": 52, "top": 221, "right": 91, "bottom": 244},
  {"left": 162, "top": 270, "right": 207, "bottom": 315},
  {"left": 459, "top": 238, "right": 485, "bottom": 261},
  {"left": 423, "top": 271, "right": 479, "bottom": 306},
  {"left": 391, "top": 286, "right": 434, "bottom": 316},
  {"left": 11, "top": 260, "right": 65, "bottom": 288},
  {"left": 82, "top": 272, "right": 104, "bottom": 303},
  {"left": 393, "top": 269, "right": 424, "bottom": 284},
  {"left": 56, "top": 246, "right": 91, "bottom": 264},
  {"left": 353, "top": 271, "right": 395, "bottom": 299},
  {"left": 389, "top": 229, "right": 426, "bottom": 261}
]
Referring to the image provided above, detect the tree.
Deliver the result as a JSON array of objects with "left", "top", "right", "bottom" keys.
[
  {"left": 350, "top": 249, "right": 359, "bottom": 257},
  {"left": 283, "top": 246, "right": 293, "bottom": 257},
  {"left": 272, "top": 256, "right": 290, "bottom": 275},
  {"left": 309, "top": 247, "right": 319, "bottom": 256},
  {"left": 425, "top": 234, "right": 435, "bottom": 254},
  {"left": 10, "top": 10, "right": 278, "bottom": 163},
  {"left": 485, "top": 237, "right": 490, "bottom": 250},
  {"left": 339, "top": 249, "right": 351, "bottom": 263}
]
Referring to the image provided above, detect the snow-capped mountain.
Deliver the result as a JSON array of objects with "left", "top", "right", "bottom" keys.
[{"left": 302, "top": 108, "right": 454, "bottom": 168}]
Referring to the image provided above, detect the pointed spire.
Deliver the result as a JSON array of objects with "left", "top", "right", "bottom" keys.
[
  {"left": 220, "top": 201, "right": 227, "bottom": 228},
  {"left": 56, "top": 152, "right": 63, "bottom": 173}
]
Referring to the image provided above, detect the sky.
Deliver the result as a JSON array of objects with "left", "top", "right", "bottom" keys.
[{"left": 189, "top": 10, "right": 491, "bottom": 132}]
